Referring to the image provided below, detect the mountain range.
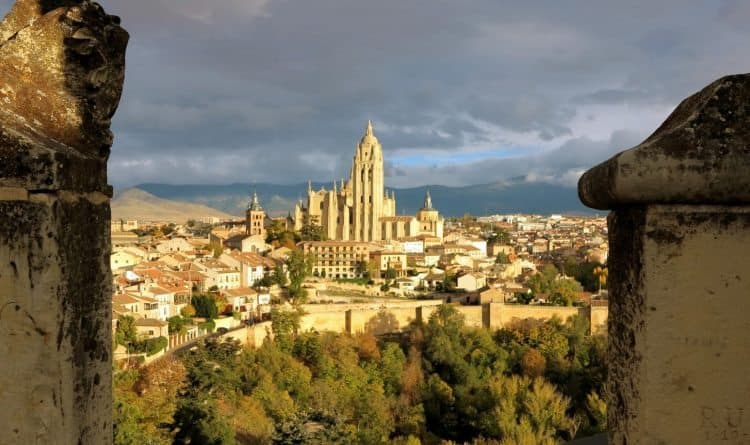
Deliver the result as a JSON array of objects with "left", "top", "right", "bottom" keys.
[
  {"left": 112, "top": 188, "right": 236, "bottom": 222},
  {"left": 128, "top": 179, "right": 597, "bottom": 219}
]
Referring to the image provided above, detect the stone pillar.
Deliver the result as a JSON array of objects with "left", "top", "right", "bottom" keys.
[
  {"left": 0, "top": 1, "right": 127, "bottom": 444},
  {"left": 579, "top": 74, "right": 750, "bottom": 445}
]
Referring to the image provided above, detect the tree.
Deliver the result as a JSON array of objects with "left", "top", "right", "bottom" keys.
[
  {"left": 272, "top": 262, "right": 288, "bottom": 287},
  {"left": 480, "top": 375, "right": 573, "bottom": 443},
  {"left": 299, "top": 214, "right": 327, "bottom": 241},
  {"left": 486, "top": 229, "right": 511, "bottom": 246},
  {"left": 520, "top": 348, "right": 546, "bottom": 378},
  {"left": 180, "top": 304, "right": 196, "bottom": 318},
  {"left": 192, "top": 294, "right": 219, "bottom": 319},
  {"left": 460, "top": 213, "right": 474, "bottom": 227},
  {"left": 113, "top": 401, "right": 149, "bottom": 445},
  {"left": 206, "top": 242, "right": 223, "bottom": 258},
  {"left": 549, "top": 278, "right": 583, "bottom": 307},
  {"left": 161, "top": 223, "right": 176, "bottom": 236},
  {"left": 286, "top": 249, "right": 313, "bottom": 303},
  {"left": 562, "top": 260, "right": 604, "bottom": 293},
  {"left": 355, "top": 260, "right": 371, "bottom": 279},
  {"left": 266, "top": 219, "right": 286, "bottom": 244},
  {"left": 593, "top": 266, "right": 608, "bottom": 293},
  {"left": 271, "top": 307, "right": 304, "bottom": 352},
  {"left": 527, "top": 264, "right": 559, "bottom": 295},
  {"left": 515, "top": 291, "right": 534, "bottom": 305},
  {"left": 585, "top": 391, "right": 607, "bottom": 434},
  {"left": 385, "top": 267, "right": 398, "bottom": 280},
  {"left": 115, "top": 315, "right": 138, "bottom": 351},
  {"left": 438, "top": 274, "right": 456, "bottom": 292},
  {"left": 254, "top": 275, "right": 274, "bottom": 289},
  {"left": 266, "top": 220, "right": 300, "bottom": 247},
  {"left": 495, "top": 252, "right": 510, "bottom": 265},
  {"left": 168, "top": 316, "right": 189, "bottom": 335}
]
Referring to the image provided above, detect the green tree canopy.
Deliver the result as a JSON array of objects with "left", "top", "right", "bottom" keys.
[
  {"left": 168, "top": 316, "right": 189, "bottom": 335},
  {"left": 115, "top": 315, "right": 138, "bottom": 350},
  {"left": 495, "top": 252, "right": 510, "bottom": 265},
  {"left": 192, "top": 294, "right": 219, "bottom": 320},
  {"left": 286, "top": 249, "right": 314, "bottom": 303}
]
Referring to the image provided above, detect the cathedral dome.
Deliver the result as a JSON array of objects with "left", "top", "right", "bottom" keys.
[{"left": 359, "top": 119, "right": 380, "bottom": 147}]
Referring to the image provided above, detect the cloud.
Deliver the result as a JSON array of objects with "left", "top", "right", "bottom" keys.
[
  {"left": 383, "top": 129, "right": 647, "bottom": 188},
  {"left": 0, "top": 0, "right": 748, "bottom": 189}
]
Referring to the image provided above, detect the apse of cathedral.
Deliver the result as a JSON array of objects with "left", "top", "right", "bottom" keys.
[{"left": 294, "top": 121, "right": 444, "bottom": 242}]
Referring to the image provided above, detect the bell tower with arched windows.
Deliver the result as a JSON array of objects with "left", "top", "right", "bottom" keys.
[{"left": 351, "top": 120, "right": 385, "bottom": 241}]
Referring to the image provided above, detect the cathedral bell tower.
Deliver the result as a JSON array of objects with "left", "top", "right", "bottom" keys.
[{"left": 351, "top": 120, "right": 385, "bottom": 241}]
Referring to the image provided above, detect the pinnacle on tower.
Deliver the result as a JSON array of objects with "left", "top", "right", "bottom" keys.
[
  {"left": 366, "top": 119, "right": 374, "bottom": 136},
  {"left": 248, "top": 190, "right": 263, "bottom": 211},
  {"left": 424, "top": 188, "right": 433, "bottom": 210}
]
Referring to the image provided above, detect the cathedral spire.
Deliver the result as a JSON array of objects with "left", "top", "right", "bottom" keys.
[
  {"left": 423, "top": 188, "right": 433, "bottom": 210},
  {"left": 308, "top": 180, "right": 312, "bottom": 193},
  {"left": 366, "top": 119, "right": 373, "bottom": 136}
]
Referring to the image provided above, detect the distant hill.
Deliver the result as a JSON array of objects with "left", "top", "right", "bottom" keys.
[
  {"left": 112, "top": 188, "right": 238, "bottom": 223},
  {"left": 132, "top": 180, "right": 598, "bottom": 217}
]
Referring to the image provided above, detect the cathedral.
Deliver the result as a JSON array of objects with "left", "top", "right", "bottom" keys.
[{"left": 294, "top": 121, "right": 443, "bottom": 242}]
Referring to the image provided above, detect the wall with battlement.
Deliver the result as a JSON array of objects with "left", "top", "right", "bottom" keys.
[
  {"left": 222, "top": 302, "right": 608, "bottom": 347},
  {"left": 486, "top": 303, "right": 584, "bottom": 329}
]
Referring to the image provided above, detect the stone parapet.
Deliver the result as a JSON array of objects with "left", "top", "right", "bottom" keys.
[
  {"left": 579, "top": 75, "right": 750, "bottom": 210},
  {"left": 0, "top": 1, "right": 127, "bottom": 444},
  {"left": 579, "top": 74, "right": 750, "bottom": 445}
]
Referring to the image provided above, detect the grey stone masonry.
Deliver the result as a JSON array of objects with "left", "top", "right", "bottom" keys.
[
  {"left": 0, "top": 1, "right": 127, "bottom": 444},
  {"left": 579, "top": 74, "right": 750, "bottom": 445}
]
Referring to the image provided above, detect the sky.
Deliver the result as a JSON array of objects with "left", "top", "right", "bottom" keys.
[{"left": 4, "top": 1, "right": 749, "bottom": 189}]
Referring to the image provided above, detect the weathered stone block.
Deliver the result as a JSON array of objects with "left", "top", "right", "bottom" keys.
[
  {"left": 0, "top": 1, "right": 126, "bottom": 443},
  {"left": 0, "top": 197, "right": 112, "bottom": 444},
  {"left": 579, "top": 74, "right": 750, "bottom": 445},
  {"left": 607, "top": 206, "right": 750, "bottom": 444}
]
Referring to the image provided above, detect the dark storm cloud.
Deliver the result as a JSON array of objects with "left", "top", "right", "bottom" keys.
[
  {"left": 0, "top": 0, "right": 747, "bottom": 188},
  {"left": 385, "top": 129, "right": 647, "bottom": 188}
]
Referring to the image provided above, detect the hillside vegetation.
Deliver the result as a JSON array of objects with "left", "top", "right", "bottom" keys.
[{"left": 114, "top": 306, "right": 607, "bottom": 444}]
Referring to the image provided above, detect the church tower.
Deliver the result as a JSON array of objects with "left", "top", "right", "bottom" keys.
[
  {"left": 417, "top": 188, "right": 444, "bottom": 240},
  {"left": 245, "top": 191, "right": 266, "bottom": 237},
  {"left": 351, "top": 120, "right": 385, "bottom": 241}
]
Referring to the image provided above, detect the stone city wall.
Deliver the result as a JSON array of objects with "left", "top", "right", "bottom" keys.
[
  {"left": 222, "top": 302, "right": 608, "bottom": 347},
  {"left": 334, "top": 302, "right": 604, "bottom": 334},
  {"left": 486, "top": 303, "right": 583, "bottom": 330}
]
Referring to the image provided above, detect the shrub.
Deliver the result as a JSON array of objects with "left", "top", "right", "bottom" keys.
[
  {"left": 131, "top": 337, "right": 168, "bottom": 356},
  {"left": 198, "top": 320, "right": 216, "bottom": 333}
]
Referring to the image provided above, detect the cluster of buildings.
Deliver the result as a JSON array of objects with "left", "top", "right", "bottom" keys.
[
  {"left": 109, "top": 122, "right": 611, "bottom": 355},
  {"left": 110, "top": 223, "right": 279, "bottom": 353},
  {"left": 477, "top": 214, "right": 609, "bottom": 263},
  {"left": 285, "top": 122, "right": 608, "bottom": 299}
]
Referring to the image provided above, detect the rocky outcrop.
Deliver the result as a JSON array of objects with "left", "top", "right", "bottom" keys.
[{"left": 0, "top": 1, "right": 127, "bottom": 444}]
